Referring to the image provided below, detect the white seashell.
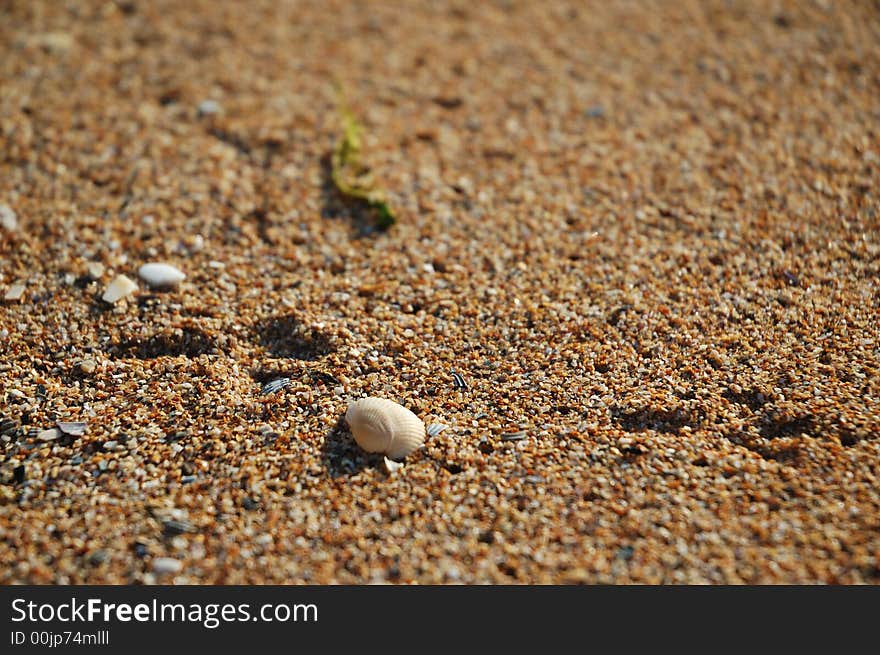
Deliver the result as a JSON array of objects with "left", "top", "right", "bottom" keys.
[
  {"left": 138, "top": 263, "right": 186, "bottom": 289},
  {"left": 345, "top": 397, "right": 425, "bottom": 459},
  {"left": 86, "top": 262, "right": 105, "bottom": 280},
  {"left": 102, "top": 274, "right": 138, "bottom": 303}
]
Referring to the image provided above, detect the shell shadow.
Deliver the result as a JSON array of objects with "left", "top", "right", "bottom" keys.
[
  {"left": 107, "top": 326, "right": 218, "bottom": 359},
  {"left": 610, "top": 404, "right": 700, "bottom": 435},
  {"left": 321, "top": 413, "right": 378, "bottom": 478},
  {"left": 254, "top": 313, "right": 335, "bottom": 360}
]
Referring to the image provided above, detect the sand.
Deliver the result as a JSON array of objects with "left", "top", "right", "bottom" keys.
[{"left": 1, "top": 0, "right": 878, "bottom": 583}]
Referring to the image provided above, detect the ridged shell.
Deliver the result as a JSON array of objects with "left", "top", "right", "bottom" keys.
[{"left": 345, "top": 397, "right": 425, "bottom": 459}]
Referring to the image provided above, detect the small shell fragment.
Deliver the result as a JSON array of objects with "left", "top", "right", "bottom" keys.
[
  {"left": 501, "top": 430, "right": 529, "bottom": 442},
  {"left": 261, "top": 378, "right": 291, "bottom": 395},
  {"left": 426, "top": 423, "right": 448, "bottom": 437},
  {"left": 57, "top": 421, "right": 87, "bottom": 436},
  {"left": 102, "top": 274, "right": 138, "bottom": 303},
  {"left": 78, "top": 358, "right": 97, "bottom": 374},
  {"left": 4, "top": 283, "right": 25, "bottom": 301},
  {"left": 138, "top": 263, "right": 186, "bottom": 289},
  {"left": 345, "top": 397, "right": 426, "bottom": 459}
]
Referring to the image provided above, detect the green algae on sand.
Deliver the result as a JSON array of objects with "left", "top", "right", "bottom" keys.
[{"left": 330, "top": 93, "right": 396, "bottom": 230}]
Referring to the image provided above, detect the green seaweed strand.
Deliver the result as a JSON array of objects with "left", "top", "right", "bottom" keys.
[{"left": 331, "top": 88, "right": 396, "bottom": 230}]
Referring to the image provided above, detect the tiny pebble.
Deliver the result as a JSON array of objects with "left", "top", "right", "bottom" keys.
[
  {"left": 501, "top": 430, "right": 529, "bottom": 442},
  {"left": 37, "top": 428, "right": 60, "bottom": 442},
  {"left": 0, "top": 418, "right": 19, "bottom": 435},
  {"left": 86, "top": 262, "right": 105, "bottom": 280},
  {"left": 57, "top": 421, "right": 87, "bottom": 436},
  {"left": 151, "top": 557, "right": 183, "bottom": 574},
  {"left": 0, "top": 204, "right": 16, "bottom": 231}
]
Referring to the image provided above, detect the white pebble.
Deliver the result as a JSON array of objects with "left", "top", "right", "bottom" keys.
[
  {"left": 37, "top": 428, "right": 60, "bottom": 442},
  {"left": 426, "top": 423, "right": 448, "bottom": 437},
  {"left": 102, "top": 274, "right": 138, "bottom": 303},
  {"left": 197, "top": 99, "right": 221, "bottom": 116},
  {"left": 346, "top": 397, "right": 426, "bottom": 459},
  {"left": 78, "top": 359, "right": 97, "bottom": 374},
  {"left": 4, "top": 283, "right": 25, "bottom": 301},
  {"left": 152, "top": 557, "right": 183, "bottom": 574},
  {"left": 138, "top": 263, "right": 185, "bottom": 289},
  {"left": 383, "top": 456, "right": 404, "bottom": 473},
  {"left": 0, "top": 204, "right": 16, "bottom": 231}
]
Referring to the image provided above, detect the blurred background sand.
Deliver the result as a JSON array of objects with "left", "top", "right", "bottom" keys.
[{"left": 0, "top": 0, "right": 878, "bottom": 583}]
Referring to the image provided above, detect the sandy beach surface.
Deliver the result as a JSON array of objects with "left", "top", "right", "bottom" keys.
[{"left": 1, "top": 0, "right": 878, "bottom": 583}]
